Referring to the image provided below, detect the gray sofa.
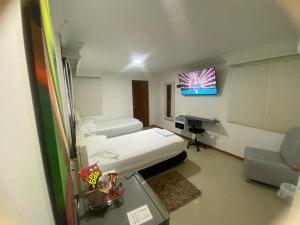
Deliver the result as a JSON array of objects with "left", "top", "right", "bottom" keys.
[{"left": 244, "top": 127, "right": 300, "bottom": 187}]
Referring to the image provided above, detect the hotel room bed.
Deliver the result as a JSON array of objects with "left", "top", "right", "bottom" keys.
[
  {"left": 81, "top": 117, "right": 143, "bottom": 137},
  {"left": 83, "top": 128, "right": 185, "bottom": 175}
]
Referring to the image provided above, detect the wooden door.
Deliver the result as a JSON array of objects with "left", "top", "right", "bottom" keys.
[{"left": 132, "top": 80, "right": 149, "bottom": 127}]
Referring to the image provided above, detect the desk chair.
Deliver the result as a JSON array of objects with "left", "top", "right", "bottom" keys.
[{"left": 187, "top": 126, "right": 206, "bottom": 152}]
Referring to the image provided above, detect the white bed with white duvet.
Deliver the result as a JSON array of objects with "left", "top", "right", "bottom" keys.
[
  {"left": 81, "top": 117, "right": 143, "bottom": 137},
  {"left": 83, "top": 128, "right": 185, "bottom": 175}
]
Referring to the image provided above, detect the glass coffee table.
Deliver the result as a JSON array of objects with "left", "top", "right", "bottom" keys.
[{"left": 77, "top": 172, "right": 169, "bottom": 225}]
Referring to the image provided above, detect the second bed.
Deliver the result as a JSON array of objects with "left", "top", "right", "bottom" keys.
[{"left": 81, "top": 117, "right": 143, "bottom": 137}]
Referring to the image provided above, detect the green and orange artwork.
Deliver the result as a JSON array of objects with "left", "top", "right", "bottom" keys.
[{"left": 27, "top": 0, "right": 77, "bottom": 224}]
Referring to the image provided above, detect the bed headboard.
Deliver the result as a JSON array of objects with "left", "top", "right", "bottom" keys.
[
  {"left": 75, "top": 111, "right": 89, "bottom": 193},
  {"left": 75, "top": 111, "right": 89, "bottom": 169}
]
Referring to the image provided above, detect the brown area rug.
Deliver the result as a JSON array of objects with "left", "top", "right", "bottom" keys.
[{"left": 147, "top": 171, "right": 201, "bottom": 212}]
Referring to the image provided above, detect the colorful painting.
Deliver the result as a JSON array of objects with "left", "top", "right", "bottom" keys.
[{"left": 23, "top": 0, "right": 76, "bottom": 224}]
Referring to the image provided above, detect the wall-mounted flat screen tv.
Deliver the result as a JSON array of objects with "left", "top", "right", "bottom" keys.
[{"left": 179, "top": 67, "right": 217, "bottom": 95}]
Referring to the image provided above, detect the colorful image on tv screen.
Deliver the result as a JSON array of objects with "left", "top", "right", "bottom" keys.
[{"left": 179, "top": 67, "right": 217, "bottom": 95}]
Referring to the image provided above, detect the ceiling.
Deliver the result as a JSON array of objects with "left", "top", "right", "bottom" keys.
[{"left": 62, "top": 0, "right": 298, "bottom": 75}]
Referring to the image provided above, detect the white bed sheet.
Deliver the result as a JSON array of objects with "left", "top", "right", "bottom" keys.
[
  {"left": 81, "top": 117, "right": 143, "bottom": 137},
  {"left": 85, "top": 128, "right": 185, "bottom": 174}
]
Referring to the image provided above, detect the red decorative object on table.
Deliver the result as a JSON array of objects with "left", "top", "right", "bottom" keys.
[{"left": 79, "top": 164, "right": 125, "bottom": 210}]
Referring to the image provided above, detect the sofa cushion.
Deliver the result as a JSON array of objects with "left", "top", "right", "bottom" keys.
[
  {"left": 244, "top": 147, "right": 299, "bottom": 186},
  {"left": 245, "top": 147, "right": 285, "bottom": 166}
]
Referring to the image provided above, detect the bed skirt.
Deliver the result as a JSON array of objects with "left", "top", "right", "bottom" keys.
[{"left": 138, "top": 151, "right": 187, "bottom": 179}]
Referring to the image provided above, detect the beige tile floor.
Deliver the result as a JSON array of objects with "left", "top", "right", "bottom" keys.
[{"left": 167, "top": 146, "right": 290, "bottom": 225}]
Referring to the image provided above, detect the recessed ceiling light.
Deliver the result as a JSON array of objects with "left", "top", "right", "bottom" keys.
[
  {"left": 121, "top": 53, "right": 151, "bottom": 72},
  {"left": 133, "top": 58, "right": 143, "bottom": 64}
]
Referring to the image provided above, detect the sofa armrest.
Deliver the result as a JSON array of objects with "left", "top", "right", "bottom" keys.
[{"left": 292, "top": 164, "right": 300, "bottom": 172}]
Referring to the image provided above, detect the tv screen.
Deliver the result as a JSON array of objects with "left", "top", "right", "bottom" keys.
[{"left": 179, "top": 67, "right": 217, "bottom": 95}]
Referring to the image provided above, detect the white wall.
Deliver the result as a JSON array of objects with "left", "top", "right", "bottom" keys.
[
  {"left": 148, "top": 79, "right": 157, "bottom": 125},
  {"left": 100, "top": 74, "right": 134, "bottom": 120},
  {"left": 150, "top": 56, "right": 291, "bottom": 157},
  {"left": 77, "top": 71, "right": 159, "bottom": 125},
  {"left": 224, "top": 37, "right": 298, "bottom": 66},
  {"left": 77, "top": 73, "right": 134, "bottom": 120},
  {"left": 0, "top": 1, "right": 55, "bottom": 225},
  {"left": 73, "top": 76, "right": 103, "bottom": 116}
]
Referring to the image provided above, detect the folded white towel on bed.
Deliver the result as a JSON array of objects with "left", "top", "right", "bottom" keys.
[
  {"left": 155, "top": 129, "right": 174, "bottom": 137},
  {"left": 90, "top": 148, "right": 119, "bottom": 159}
]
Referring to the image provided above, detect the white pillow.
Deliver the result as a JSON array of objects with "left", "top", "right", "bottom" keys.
[{"left": 85, "top": 135, "right": 107, "bottom": 155}]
